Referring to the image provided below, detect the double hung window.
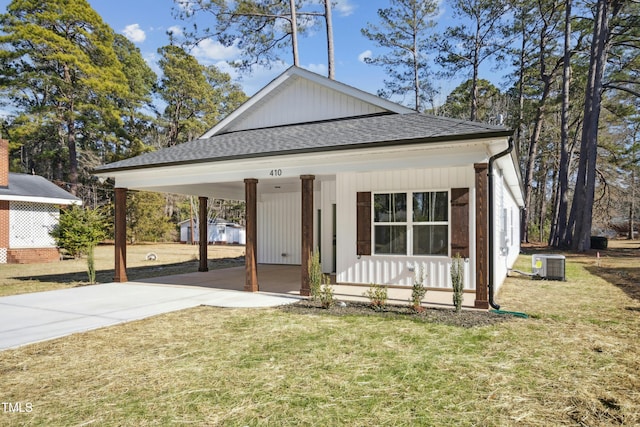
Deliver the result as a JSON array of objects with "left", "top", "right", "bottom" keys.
[{"left": 373, "top": 191, "right": 448, "bottom": 256}]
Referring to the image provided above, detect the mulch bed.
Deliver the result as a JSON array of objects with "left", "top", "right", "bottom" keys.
[{"left": 280, "top": 299, "right": 520, "bottom": 328}]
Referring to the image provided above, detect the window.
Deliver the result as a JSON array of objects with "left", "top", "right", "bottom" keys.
[
  {"left": 413, "top": 192, "right": 448, "bottom": 255},
  {"left": 373, "top": 191, "right": 448, "bottom": 256},
  {"left": 373, "top": 193, "right": 407, "bottom": 254}
]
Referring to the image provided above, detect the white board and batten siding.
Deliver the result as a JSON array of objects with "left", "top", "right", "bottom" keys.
[
  {"left": 223, "top": 77, "right": 388, "bottom": 133},
  {"left": 258, "top": 192, "right": 303, "bottom": 265},
  {"left": 492, "top": 168, "right": 521, "bottom": 293},
  {"left": 335, "top": 166, "right": 477, "bottom": 290},
  {"left": 319, "top": 180, "right": 337, "bottom": 273}
]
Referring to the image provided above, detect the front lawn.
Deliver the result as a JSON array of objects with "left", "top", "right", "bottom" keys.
[
  {"left": 0, "top": 243, "right": 245, "bottom": 297},
  {"left": 1, "top": 241, "right": 638, "bottom": 425}
]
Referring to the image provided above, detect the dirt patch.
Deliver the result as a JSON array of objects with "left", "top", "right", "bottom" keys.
[
  {"left": 280, "top": 299, "right": 521, "bottom": 328},
  {"left": 566, "top": 395, "right": 627, "bottom": 426}
]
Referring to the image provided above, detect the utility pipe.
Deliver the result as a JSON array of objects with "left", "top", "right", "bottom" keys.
[{"left": 487, "top": 137, "right": 514, "bottom": 310}]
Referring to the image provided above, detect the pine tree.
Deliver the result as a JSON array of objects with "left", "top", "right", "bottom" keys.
[
  {"left": 156, "top": 44, "right": 246, "bottom": 146},
  {"left": 436, "top": 0, "right": 513, "bottom": 121},
  {"left": 0, "top": 0, "right": 130, "bottom": 195},
  {"left": 361, "top": 0, "right": 439, "bottom": 112}
]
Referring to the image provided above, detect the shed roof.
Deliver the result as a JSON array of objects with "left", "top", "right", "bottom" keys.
[
  {"left": 0, "top": 173, "right": 82, "bottom": 205},
  {"left": 96, "top": 112, "right": 511, "bottom": 173}
]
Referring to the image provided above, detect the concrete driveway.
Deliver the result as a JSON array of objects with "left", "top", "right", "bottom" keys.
[{"left": 0, "top": 281, "right": 300, "bottom": 351}]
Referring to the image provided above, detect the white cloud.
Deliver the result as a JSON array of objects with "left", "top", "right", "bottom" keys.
[
  {"left": 304, "top": 63, "right": 327, "bottom": 76},
  {"left": 122, "top": 24, "right": 146, "bottom": 43},
  {"left": 167, "top": 25, "right": 183, "bottom": 37},
  {"left": 192, "top": 38, "right": 241, "bottom": 62},
  {"left": 358, "top": 50, "right": 372, "bottom": 63},
  {"left": 175, "top": 0, "right": 193, "bottom": 12},
  {"left": 334, "top": 0, "right": 356, "bottom": 17}
]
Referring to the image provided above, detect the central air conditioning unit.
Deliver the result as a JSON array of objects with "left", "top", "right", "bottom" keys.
[{"left": 532, "top": 254, "right": 566, "bottom": 281}]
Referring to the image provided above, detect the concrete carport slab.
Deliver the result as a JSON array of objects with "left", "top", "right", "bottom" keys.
[{"left": 0, "top": 280, "right": 301, "bottom": 351}]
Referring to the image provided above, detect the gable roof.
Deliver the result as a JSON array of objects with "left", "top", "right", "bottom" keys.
[
  {"left": 96, "top": 112, "right": 511, "bottom": 173},
  {"left": 0, "top": 173, "right": 82, "bottom": 205},
  {"left": 201, "top": 66, "right": 415, "bottom": 137}
]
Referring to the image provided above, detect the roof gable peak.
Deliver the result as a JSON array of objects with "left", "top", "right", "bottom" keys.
[{"left": 201, "top": 66, "right": 414, "bottom": 138}]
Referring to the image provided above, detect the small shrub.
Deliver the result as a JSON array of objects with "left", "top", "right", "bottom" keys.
[
  {"left": 50, "top": 206, "right": 107, "bottom": 284},
  {"left": 364, "top": 283, "right": 388, "bottom": 311},
  {"left": 410, "top": 267, "right": 427, "bottom": 311},
  {"left": 318, "top": 274, "right": 335, "bottom": 309},
  {"left": 308, "top": 250, "right": 322, "bottom": 301},
  {"left": 451, "top": 254, "right": 465, "bottom": 312}
]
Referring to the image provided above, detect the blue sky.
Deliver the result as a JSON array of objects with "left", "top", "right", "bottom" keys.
[{"left": 0, "top": 0, "right": 509, "bottom": 106}]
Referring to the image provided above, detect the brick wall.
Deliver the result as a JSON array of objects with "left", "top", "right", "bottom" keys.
[
  {"left": 1, "top": 138, "right": 9, "bottom": 263},
  {"left": 0, "top": 138, "right": 8, "bottom": 188},
  {"left": 0, "top": 200, "right": 8, "bottom": 248},
  {"left": 6, "top": 248, "right": 60, "bottom": 264}
]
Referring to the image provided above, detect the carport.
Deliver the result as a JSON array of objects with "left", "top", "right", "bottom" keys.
[{"left": 134, "top": 264, "right": 302, "bottom": 296}]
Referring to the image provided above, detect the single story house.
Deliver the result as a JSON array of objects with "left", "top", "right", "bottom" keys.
[
  {"left": 179, "top": 218, "right": 246, "bottom": 245},
  {"left": 94, "top": 66, "right": 524, "bottom": 309},
  {"left": 0, "top": 139, "right": 82, "bottom": 264}
]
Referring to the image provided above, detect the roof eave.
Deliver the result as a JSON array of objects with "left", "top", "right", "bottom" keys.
[
  {"left": 93, "top": 130, "right": 513, "bottom": 175},
  {"left": 0, "top": 195, "right": 82, "bottom": 205}
]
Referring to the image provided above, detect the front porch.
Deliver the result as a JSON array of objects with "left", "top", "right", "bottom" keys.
[
  {"left": 134, "top": 264, "right": 303, "bottom": 296},
  {"left": 132, "top": 264, "right": 478, "bottom": 308}
]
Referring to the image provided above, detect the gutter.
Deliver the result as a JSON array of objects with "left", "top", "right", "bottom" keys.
[{"left": 487, "top": 137, "right": 514, "bottom": 310}]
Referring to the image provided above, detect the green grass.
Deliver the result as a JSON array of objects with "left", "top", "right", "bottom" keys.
[
  {"left": 0, "top": 243, "right": 244, "bottom": 297},
  {"left": 1, "top": 242, "right": 639, "bottom": 425}
]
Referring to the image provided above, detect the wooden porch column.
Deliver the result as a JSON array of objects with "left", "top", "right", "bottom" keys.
[
  {"left": 300, "top": 175, "right": 315, "bottom": 296},
  {"left": 198, "top": 196, "right": 209, "bottom": 272},
  {"left": 244, "top": 179, "right": 259, "bottom": 292},
  {"left": 114, "top": 187, "right": 128, "bottom": 282},
  {"left": 474, "top": 163, "right": 489, "bottom": 309}
]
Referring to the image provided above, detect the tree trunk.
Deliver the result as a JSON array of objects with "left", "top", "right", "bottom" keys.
[
  {"left": 550, "top": 0, "right": 573, "bottom": 247},
  {"left": 565, "top": 0, "right": 619, "bottom": 251},
  {"left": 323, "top": 0, "right": 335, "bottom": 80},
  {"left": 289, "top": 0, "right": 299, "bottom": 67},
  {"left": 521, "top": 78, "right": 553, "bottom": 244},
  {"left": 630, "top": 170, "right": 636, "bottom": 240},
  {"left": 516, "top": 14, "right": 527, "bottom": 158},
  {"left": 412, "top": 13, "right": 420, "bottom": 112},
  {"left": 539, "top": 181, "right": 546, "bottom": 242},
  {"left": 470, "top": 26, "right": 480, "bottom": 122},
  {"left": 66, "top": 121, "right": 78, "bottom": 196},
  {"left": 62, "top": 62, "right": 78, "bottom": 195}
]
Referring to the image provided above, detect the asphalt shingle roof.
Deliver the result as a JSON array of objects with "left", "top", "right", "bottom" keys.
[
  {"left": 95, "top": 113, "right": 511, "bottom": 173},
  {"left": 0, "top": 173, "right": 80, "bottom": 202}
]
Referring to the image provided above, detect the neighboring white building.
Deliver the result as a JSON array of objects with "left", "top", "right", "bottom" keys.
[
  {"left": 179, "top": 219, "right": 245, "bottom": 245},
  {"left": 95, "top": 66, "right": 523, "bottom": 309},
  {"left": 0, "top": 139, "right": 81, "bottom": 264}
]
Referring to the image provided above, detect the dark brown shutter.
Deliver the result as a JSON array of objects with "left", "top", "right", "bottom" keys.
[
  {"left": 450, "top": 188, "right": 470, "bottom": 258},
  {"left": 357, "top": 192, "right": 371, "bottom": 256}
]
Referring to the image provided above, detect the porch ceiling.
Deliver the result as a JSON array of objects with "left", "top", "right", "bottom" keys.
[{"left": 133, "top": 175, "right": 328, "bottom": 200}]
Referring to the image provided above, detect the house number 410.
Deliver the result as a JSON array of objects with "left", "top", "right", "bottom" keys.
[{"left": 269, "top": 169, "right": 283, "bottom": 176}]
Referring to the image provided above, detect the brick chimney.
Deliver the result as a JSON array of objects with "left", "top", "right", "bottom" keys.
[{"left": 0, "top": 138, "right": 8, "bottom": 188}]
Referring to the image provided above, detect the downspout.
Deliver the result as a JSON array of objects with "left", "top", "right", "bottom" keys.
[{"left": 487, "top": 137, "right": 514, "bottom": 310}]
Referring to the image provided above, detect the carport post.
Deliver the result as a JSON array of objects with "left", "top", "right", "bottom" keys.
[
  {"left": 474, "top": 163, "right": 489, "bottom": 309},
  {"left": 244, "top": 179, "right": 259, "bottom": 292},
  {"left": 198, "top": 196, "right": 209, "bottom": 272},
  {"left": 300, "top": 175, "right": 315, "bottom": 296},
  {"left": 114, "top": 187, "right": 128, "bottom": 282}
]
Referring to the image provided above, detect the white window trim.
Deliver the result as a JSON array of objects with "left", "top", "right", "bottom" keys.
[{"left": 372, "top": 190, "right": 450, "bottom": 257}]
